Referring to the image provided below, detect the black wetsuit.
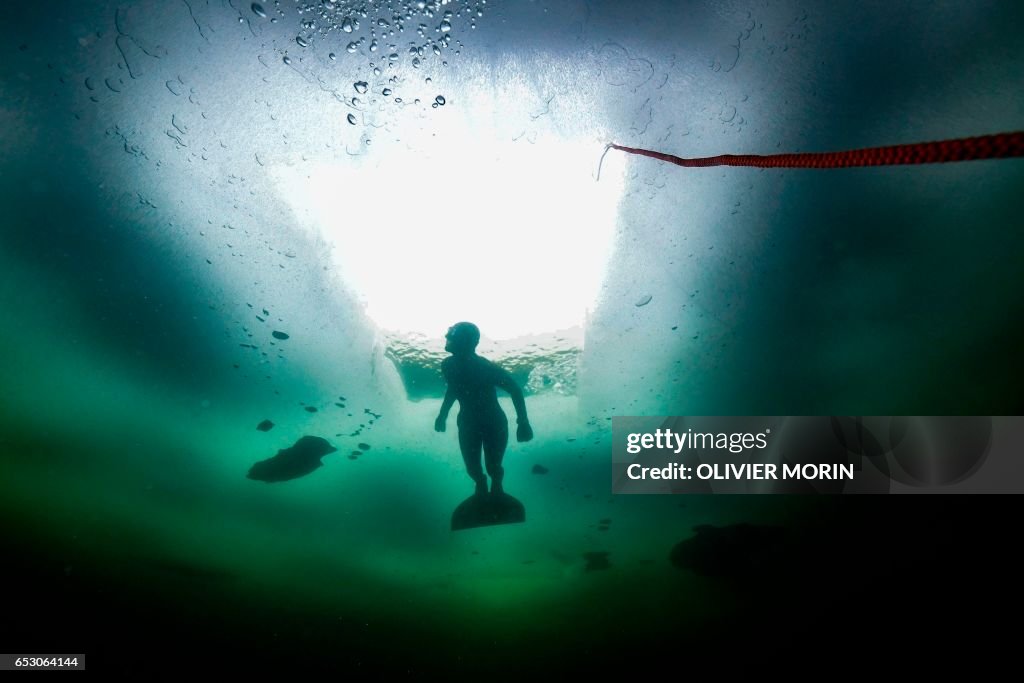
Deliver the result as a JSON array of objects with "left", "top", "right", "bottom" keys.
[{"left": 441, "top": 354, "right": 516, "bottom": 491}]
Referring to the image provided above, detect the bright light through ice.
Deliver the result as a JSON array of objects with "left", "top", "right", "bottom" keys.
[{"left": 273, "top": 128, "right": 625, "bottom": 342}]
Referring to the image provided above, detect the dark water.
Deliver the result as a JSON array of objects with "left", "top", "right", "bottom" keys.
[{"left": 2, "top": 0, "right": 1022, "bottom": 676}]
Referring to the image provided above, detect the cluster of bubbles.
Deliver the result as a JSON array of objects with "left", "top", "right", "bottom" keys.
[{"left": 250, "top": 0, "right": 488, "bottom": 129}]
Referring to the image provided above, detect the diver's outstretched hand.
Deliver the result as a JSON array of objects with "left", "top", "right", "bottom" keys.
[
  {"left": 434, "top": 416, "right": 446, "bottom": 433},
  {"left": 516, "top": 421, "right": 533, "bottom": 442}
]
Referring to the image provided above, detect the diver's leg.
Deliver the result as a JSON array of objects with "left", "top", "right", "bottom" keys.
[
  {"left": 458, "top": 419, "right": 487, "bottom": 495},
  {"left": 483, "top": 412, "right": 509, "bottom": 495}
]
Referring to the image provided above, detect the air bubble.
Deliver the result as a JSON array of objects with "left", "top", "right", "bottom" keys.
[
  {"left": 354, "top": 81, "right": 368, "bottom": 94},
  {"left": 434, "top": 95, "right": 445, "bottom": 106},
  {"left": 347, "top": 113, "right": 357, "bottom": 125}
]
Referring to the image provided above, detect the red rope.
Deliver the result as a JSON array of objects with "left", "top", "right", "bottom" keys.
[{"left": 608, "top": 131, "right": 1024, "bottom": 169}]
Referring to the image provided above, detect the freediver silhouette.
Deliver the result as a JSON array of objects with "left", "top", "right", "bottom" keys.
[{"left": 435, "top": 322, "right": 533, "bottom": 530}]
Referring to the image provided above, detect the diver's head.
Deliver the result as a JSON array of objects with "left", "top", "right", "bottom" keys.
[{"left": 445, "top": 322, "right": 480, "bottom": 355}]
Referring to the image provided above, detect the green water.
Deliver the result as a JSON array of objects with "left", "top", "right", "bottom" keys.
[
  {"left": 3, "top": 0, "right": 1023, "bottom": 676},
  {"left": 0, "top": 287, "right": 795, "bottom": 671}
]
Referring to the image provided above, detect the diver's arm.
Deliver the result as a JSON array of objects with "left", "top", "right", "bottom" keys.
[
  {"left": 435, "top": 388, "right": 455, "bottom": 432},
  {"left": 438, "top": 389, "right": 456, "bottom": 420},
  {"left": 435, "top": 359, "right": 456, "bottom": 432},
  {"left": 496, "top": 368, "right": 533, "bottom": 441}
]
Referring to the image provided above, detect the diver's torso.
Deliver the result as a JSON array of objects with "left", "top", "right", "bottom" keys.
[{"left": 445, "top": 354, "right": 504, "bottom": 423}]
